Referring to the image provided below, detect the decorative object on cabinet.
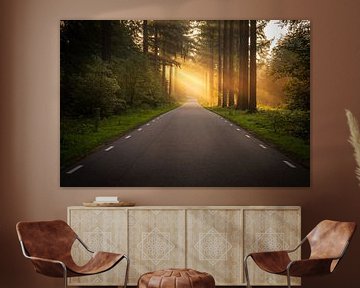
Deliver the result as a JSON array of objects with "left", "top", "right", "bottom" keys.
[
  {"left": 68, "top": 206, "right": 300, "bottom": 286},
  {"left": 244, "top": 220, "right": 356, "bottom": 288},
  {"left": 83, "top": 201, "right": 135, "bottom": 207},
  {"left": 138, "top": 268, "right": 215, "bottom": 288},
  {"left": 16, "top": 220, "right": 129, "bottom": 288}
]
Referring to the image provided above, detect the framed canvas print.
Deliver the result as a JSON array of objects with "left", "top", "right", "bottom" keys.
[{"left": 60, "top": 20, "right": 310, "bottom": 187}]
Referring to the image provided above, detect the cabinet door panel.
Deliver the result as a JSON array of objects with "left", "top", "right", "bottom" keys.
[
  {"left": 187, "top": 209, "right": 243, "bottom": 285},
  {"left": 244, "top": 209, "right": 301, "bottom": 286},
  {"left": 68, "top": 209, "right": 127, "bottom": 286},
  {"left": 128, "top": 209, "right": 186, "bottom": 284}
]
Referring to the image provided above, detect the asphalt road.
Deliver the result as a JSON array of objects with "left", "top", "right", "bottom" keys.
[{"left": 61, "top": 99, "right": 310, "bottom": 187}]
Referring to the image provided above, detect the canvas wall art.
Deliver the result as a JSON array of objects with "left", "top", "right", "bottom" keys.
[{"left": 60, "top": 20, "right": 310, "bottom": 187}]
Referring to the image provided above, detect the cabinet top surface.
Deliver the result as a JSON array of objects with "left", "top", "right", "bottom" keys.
[{"left": 68, "top": 205, "right": 301, "bottom": 210}]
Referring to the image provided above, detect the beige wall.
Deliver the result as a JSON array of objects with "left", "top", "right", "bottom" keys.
[{"left": 1, "top": 0, "right": 360, "bottom": 287}]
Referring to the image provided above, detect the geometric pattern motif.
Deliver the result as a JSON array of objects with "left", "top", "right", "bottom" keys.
[
  {"left": 194, "top": 227, "right": 232, "bottom": 265},
  {"left": 137, "top": 228, "right": 175, "bottom": 265},
  {"left": 252, "top": 228, "right": 287, "bottom": 252},
  {"left": 84, "top": 227, "right": 113, "bottom": 252}
]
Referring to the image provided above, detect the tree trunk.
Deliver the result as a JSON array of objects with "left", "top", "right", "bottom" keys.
[
  {"left": 101, "top": 21, "right": 112, "bottom": 61},
  {"left": 143, "top": 20, "right": 148, "bottom": 54},
  {"left": 237, "top": 20, "right": 249, "bottom": 110},
  {"left": 249, "top": 20, "right": 257, "bottom": 112},
  {"left": 209, "top": 21, "right": 215, "bottom": 106},
  {"left": 154, "top": 25, "right": 159, "bottom": 71},
  {"left": 217, "top": 21, "right": 222, "bottom": 107},
  {"left": 222, "top": 20, "right": 229, "bottom": 107},
  {"left": 228, "top": 20, "right": 235, "bottom": 107},
  {"left": 169, "top": 65, "right": 173, "bottom": 97}
]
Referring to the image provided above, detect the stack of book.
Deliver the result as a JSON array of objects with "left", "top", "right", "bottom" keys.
[{"left": 93, "top": 196, "right": 119, "bottom": 204}]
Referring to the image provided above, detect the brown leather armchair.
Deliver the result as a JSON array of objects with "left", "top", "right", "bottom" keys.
[
  {"left": 16, "top": 220, "right": 129, "bottom": 288},
  {"left": 244, "top": 220, "right": 356, "bottom": 288}
]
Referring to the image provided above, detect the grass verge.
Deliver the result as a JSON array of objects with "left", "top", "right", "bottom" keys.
[
  {"left": 207, "top": 107, "right": 310, "bottom": 167},
  {"left": 61, "top": 104, "right": 179, "bottom": 168}
]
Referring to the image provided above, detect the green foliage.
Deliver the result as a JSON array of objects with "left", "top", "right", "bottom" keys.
[
  {"left": 69, "top": 57, "right": 124, "bottom": 117},
  {"left": 209, "top": 107, "right": 310, "bottom": 166},
  {"left": 111, "top": 55, "right": 167, "bottom": 108},
  {"left": 270, "top": 20, "right": 310, "bottom": 110}
]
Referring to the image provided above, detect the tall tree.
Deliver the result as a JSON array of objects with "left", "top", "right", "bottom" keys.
[
  {"left": 209, "top": 21, "right": 215, "bottom": 105},
  {"left": 101, "top": 21, "right": 112, "bottom": 61},
  {"left": 237, "top": 20, "right": 249, "bottom": 110},
  {"left": 217, "top": 20, "right": 223, "bottom": 106},
  {"left": 222, "top": 20, "right": 229, "bottom": 107},
  {"left": 249, "top": 20, "right": 257, "bottom": 111},
  {"left": 143, "top": 20, "right": 148, "bottom": 54},
  {"left": 228, "top": 20, "right": 235, "bottom": 107}
]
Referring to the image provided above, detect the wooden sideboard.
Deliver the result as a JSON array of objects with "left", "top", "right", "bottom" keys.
[{"left": 67, "top": 206, "right": 301, "bottom": 286}]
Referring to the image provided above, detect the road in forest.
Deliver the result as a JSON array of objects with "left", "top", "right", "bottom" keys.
[{"left": 61, "top": 98, "right": 309, "bottom": 187}]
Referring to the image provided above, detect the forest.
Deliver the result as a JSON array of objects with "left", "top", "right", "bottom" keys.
[{"left": 60, "top": 20, "right": 310, "bottom": 168}]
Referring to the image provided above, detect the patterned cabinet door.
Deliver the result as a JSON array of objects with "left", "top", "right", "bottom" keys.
[
  {"left": 187, "top": 209, "right": 243, "bottom": 285},
  {"left": 243, "top": 209, "right": 301, "bottom": 286},
  {"left": 128, "top": 209, "right": 186, "bottom": 284},
  {"left": 68, "top": 208, "right": 128, "bottom": 286}
]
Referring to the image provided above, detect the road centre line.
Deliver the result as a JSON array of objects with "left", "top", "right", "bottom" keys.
[
  {"left": 283, "top": 160, "right": 296, "bottom": 168},
  {"left": 66, "top": 165, "right": 83, "bottom": 174},
  {"left": 245, "top": 135, "right": 251, "bottom": 138},
  {"left": 259, "top": 144, "right": 267, "bottom": 149},
  {"left": 125, "top": 135, "right": 132, "bottom": 139},
  {"left": 137, "top": 128, "right": 143, "bottom": 131},
  {"left": 236, "top": 128, "right": 241, "bottom": 131},
  {"left": 105, "top": 146, "right": 114, "bottom": 151},
  {"left": 146, "top": 123, "right": 150, "bottom": 126}
]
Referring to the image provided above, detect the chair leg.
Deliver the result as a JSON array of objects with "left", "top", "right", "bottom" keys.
[
  {"left": 286, "top": 269, "right": 291, "bottom": 288},
  {"left": 123, "top": 255, "right": 130, "bottom": 288},
  {"left": 62, "top": 264, "right": 68, "bottom": 288},
  {"left": 244, "top": 255, "right": 252, "bottom": 288}
]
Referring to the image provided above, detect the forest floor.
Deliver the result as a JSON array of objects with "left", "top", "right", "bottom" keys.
[
  {"left": 60, "top": 104, "right": 179, "bottom": 168},
  {"left": 208, "top": 106, "right": 310, "bottom": 168}
]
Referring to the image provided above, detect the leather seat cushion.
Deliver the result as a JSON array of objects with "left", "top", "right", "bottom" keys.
[{"left": 138, "top": 268, "right": 215, "bottom": 288}]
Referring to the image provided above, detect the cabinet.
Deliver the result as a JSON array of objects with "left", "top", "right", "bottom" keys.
[{"left": 68, "top": 206, "right": 300, "bottom": 286}]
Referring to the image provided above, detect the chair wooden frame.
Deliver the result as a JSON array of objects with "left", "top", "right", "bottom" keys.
[
  {"left": 16, "top": 220, "right": 129, "bottom": 288},
  {"left": 243, "top": 220, "right": 356, "bottom": 288}
]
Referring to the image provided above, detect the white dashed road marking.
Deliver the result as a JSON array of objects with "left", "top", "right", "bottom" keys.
[
  {"left": 125, "top": 135, "right": 131, "bottom": 139},
  {"left": 283, "top": 161, "right": 296, "bottom": 168},
  {"left": 105, "top": 146, "right": 114, "bottom": 151},
  {"left": 245, "top": 135, "right": 251, "bottom": 138},
  {"left": 137, "top": 128, "right": 143, "bottom": 131},
  {"left": 66, "top": 165, "right": 83, "bottom": 174},
  {"left": 259, "top": 144, "right": 267, "bottom": 149}
]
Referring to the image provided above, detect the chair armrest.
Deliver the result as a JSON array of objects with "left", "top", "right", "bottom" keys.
[
  {"left": 25, "top": 255, "right": 67, "bottom": 278},
  {"left": 287, "top": 258, "right": 336, "bottom": 277}
]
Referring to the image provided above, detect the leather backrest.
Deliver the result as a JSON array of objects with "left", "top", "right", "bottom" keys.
[
  {"left": 307, "top": 220, "right": 356, "bottom": 260},
  {"left": 16, "top": 220, "right": 77, "bottom": 261}
]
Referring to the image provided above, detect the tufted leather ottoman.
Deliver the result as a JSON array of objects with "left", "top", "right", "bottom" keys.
[{"left": 138, "top": 268, "right": 215, "bottom": 288}]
